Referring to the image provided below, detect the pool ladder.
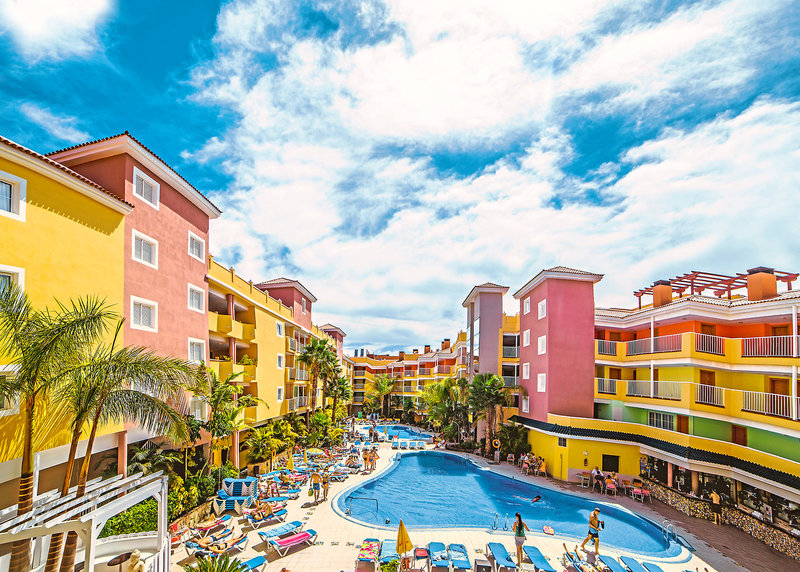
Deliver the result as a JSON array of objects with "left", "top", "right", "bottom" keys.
[
  {"left": 662, "top": 519, "right": 677, "bottom": 544},
  {"left": 491, "top": 512, "right": 510, "bottom": 531},
  {"left": 345, "top": 496, "right": 379, "bottom": 515}
]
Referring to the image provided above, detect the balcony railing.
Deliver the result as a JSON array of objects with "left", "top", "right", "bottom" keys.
[
  {"left": 503, "top": 376, "right": 518, "bottom": 388},
  {"left": 626, "top": 334, "right": 682, "bottom": 356},
  {"left": 295, "top": 369, "right": 309, "bottom": 381},
  {"left": 597, "top": 340, "right": 617, "bottom": 356},
  {"left": 417, "top": 384, "right": 425, "bottom": 392},
  {"left": 297, "top": 342, "right": 306, "bottom": 353},
  {"left": 741, "top": 335, "right": 795, "bottom": 358},
  {"left": 695, "top": 383, "right": 724, "bottom": 407},
  {"left": 502, "top": 347, "right": 519, "bottom": 358},
  {"left": 287, "top": 367, "right": 295, "bottom": 380},
  {"left": 694, "top": 333, "right": 724, "bottom": 355},
  {"left": 457, "top": 356, "right": 469, "bottom": 365},
  {"left": 626, "top": 380, "right": 682, "bottom": 400},
  {"left": 287, "top": 338, "right": 297, "bottom": 352},
  {"left": 404, "top": 370, "right": 416, "bottom": 377},
  {"left": 436, "top": 366, "right": 451, "bottom": 374},
  {"left": 353, "top": 384, "right": 365, "bottom": 391},
  {"left": 596, "top": 378, "right": 617, "bottom": 394},
  {"left": 742, "top": 391, "right": 792, "bottom": 418},
  {"left": 419, "top": 368, "right": 432, "bottom": 375}
]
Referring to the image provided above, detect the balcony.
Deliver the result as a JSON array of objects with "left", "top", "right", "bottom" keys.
[
  {"left": 287, "top": 395, "right": 309, "bottom": 410},
  {"left": 436, "top": 365, "right": 451, "bottom": 375},
  {"left": 502, "top": 347, "right": 519, "bottom": 358},
  {"left": 417, "top": 384, "right": 425, "bottom": 392},
  {"left": 695, "top": 383, "right": 724, "bottom": 407},
  {"left": 286, "top": 338, "right": 297, "bottom": 352},
  {"left": 596, "top": 340, "right": 617, "bottom": 356},
  {"left": 503, "top": 376, "right": 518, "bottom": 388},
  {"left": 596, "top": 378, "right": 617, "bottom": 394},
  {"left": 741, "top": 335, "right": 796, "bottom": 358},
  {"left": 626, "top": 334, "right": 682, "bottom": 356},
  {"left": 418, "top": 368, "right": 432, "bottom": 375},
  {"left": 457, "top": 356, "right": 469, "bottom": 365},
  {"left": 404, "top": 370, "right": 416, "bottom": 377},
  {"left": 295, "top": 369, "right": 309, "bottom": 381},
  {"left": 626, "top": 380, "right": 682, "bottom": 400},
  {"left": 353, "top": 383, "right": 366, "bottom": 391},
  {"left": 742, "top": 391, "right": 794, "bottom": 419},
  {"left": 695, "top": 333, "right": 724, "bottom": 356},
  {"left": 297, "top": 342, "right": 307, "bottom": 353}
]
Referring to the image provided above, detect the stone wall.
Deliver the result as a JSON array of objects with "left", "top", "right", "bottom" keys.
[{"left": 170, "top": 499, "right": 214, "bottom": 531}]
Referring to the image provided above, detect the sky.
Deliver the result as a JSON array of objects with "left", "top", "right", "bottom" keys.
[{"left": 1, "top": 0, "right": 799, "bottom": 354}]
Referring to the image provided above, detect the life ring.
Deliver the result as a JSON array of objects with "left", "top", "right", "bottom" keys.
[
  {"left": 543, "top": 525, "right": 554, "bottom": 535},
  {"left": 492, "top": 439, "right": 501, "bottom": 449}
]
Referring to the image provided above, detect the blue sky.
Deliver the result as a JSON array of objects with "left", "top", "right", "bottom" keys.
[{"left": 2, "top": 0, "right": 799, "bottom": 353}]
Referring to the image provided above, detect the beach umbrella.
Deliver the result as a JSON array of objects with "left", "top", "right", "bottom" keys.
[
  {"left": 397, "top": 519, "right": 413, "bottom": 558},
  {"left": 303, "top": 449, "right": 308, "bottom": 465},
  {"left": 307, "top": 448, "right": 324, "bottom": 456},
  {"left": 286, "top": 450, "right": 295, "bottom": 471}
]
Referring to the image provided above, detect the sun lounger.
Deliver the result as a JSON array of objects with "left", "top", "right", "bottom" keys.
[
  {"left": 356, "top": 537, "right": 380, "bottom": 565},
  {"left": 392, "top": 440, "right": 399, "bottom": 449},
  {"left": 449, "top": 543, "right": 471, "bottom": 571},
  {"left": 408, "top": 441, "right": 418, "bottom": 450},
  {"left": 380, "top": 539, "right": 400, "bottom": 563},
  {"left": 400, "top": 441, "right": 408, "bottom": 449},
  {"left": 257, "top": 520, "right": 303, "bottom": 543},
  {"left": 487, "top": 542, "right": 517, "bottom": 571},
  {"left": 244, "top": 508, "right": 287, "bottom": 528},
  {"left": 598, "top": 555, "right": 628, "bottom": 572},
  {"left": 190, "top": 514, "right": 232, "bottom": 534},
  {"left": 620, "top": 556, "right": 650, "bottom": 572},
  {"left": 428, "top": 541, "right": 450, "bottom": 570},
  {"left": 240, "top": 556, "right": 267, "bottom": 571},
  {"left": 191, "top": 535, "right": 250, "bottom": 558},
  {"left": 642, "top": 563, "right": 665, "bottom": 572},
  {"left": 266, "top": 528, "right": 318, "bottom": 557},
  {"left": 522, "top": 545, "right": 556, "bottom": 572}
]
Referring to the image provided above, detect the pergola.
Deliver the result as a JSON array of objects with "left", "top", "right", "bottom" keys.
[
  {"left": 0, "top": 472, "right": 169, "bottom": 572},
  {"left": 633, "top": 270, "right": 799, "bottom": 309}
]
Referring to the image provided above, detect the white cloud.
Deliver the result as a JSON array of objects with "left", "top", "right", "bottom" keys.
[
  {"left": 0, "top": 0, "right": 112, "bottom": 61},
  {"left": 19, "top": 103, "right": 90, "bottom": 143}
]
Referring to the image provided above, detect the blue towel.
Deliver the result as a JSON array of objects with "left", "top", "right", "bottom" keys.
[{"left": 448, "top": 543, "right": 471, "bottom": 570}]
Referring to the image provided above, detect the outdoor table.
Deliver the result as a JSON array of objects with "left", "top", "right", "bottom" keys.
[
  {"left": 107, "top": 551, "right": 132, "bottom": 572},
  {"left": 578, "top": 472, "right": 591, "bottom": 488}
]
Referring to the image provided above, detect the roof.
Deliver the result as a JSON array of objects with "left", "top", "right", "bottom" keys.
[
  {"left": 545, "top": 266, "right": 600, "bottom": 275},
  {"left": 0, "top": 134, "right": 134, "bottom": 211},
  {"left": 255, "top": 277, "right": 318, "bottom": 303},
  {"left": 514, "top": 266, "right": 603, "bottom": 299},
  {"left": 462, "top": 282, "right": 510, "bottom": 307},
  {"left": 320, "top": 323, "right": 346, "bottom": 337},
  {"left": 47, "top": 131, "right": 221, "bottom": 216}
]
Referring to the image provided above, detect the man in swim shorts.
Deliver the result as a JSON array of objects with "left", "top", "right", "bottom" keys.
[
  {"left": 310, "top": 470, "right": 322, "bottom": 503},
  {"left": 579, "top": 508, "right": 603, "bottom": 554}
]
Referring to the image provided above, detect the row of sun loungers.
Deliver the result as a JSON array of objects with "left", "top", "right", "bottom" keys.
[
  {"left": 598, "top": 553, "right": 665, "bottom": 572},
  {"left": 391, "top": 440, "right": 427, "bottom": 450}
]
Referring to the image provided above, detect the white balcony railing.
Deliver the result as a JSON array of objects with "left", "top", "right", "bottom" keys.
[
  {"left": 287, "top": 338, "right": 297, "bottom": 352},
  {"left": 419, "top": 368, "right": 432, "bottom": 375},
  {"left": 626, "top": 334, "right": 682, "bottom": 356},
  {"left": 436, "top": 365, "right": 451, "bottom": 374},
  {"left": 695, "top": 383, "right": 724, "bottom": 407},
  {"left": 457, "top": 356, "right": 469, "bottom": 365},
  {"left": 597, "top": 340, "right": 617, "bottom": 356},
  {"left": 626, "top": 380, "right": 682, "bottom": 400},
  {"left": 741, "top": 336, "right": 795, "bottom": 358},
  {"left": 295, "top": 369, "right": 309, "bottom": 381},
  {"left": 404, "top": 370, "right": 416, "bottom": 377},
  {"left": 503, "top": 376, "right": 518, "bottom": 387},
  {"left": 596, "top": 378, "right": 617, "bottom": 394},
  {"left": 502, "top": 347, "right": 519, "bottom": 358},
  {"left": 695, "top": 333, "right": 725, "bottom": 356},
  {"left": 742, "top": 391, "right": 792, "bottom": 418}
]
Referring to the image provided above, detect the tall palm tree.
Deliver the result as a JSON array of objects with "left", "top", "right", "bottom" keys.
[
  {"left": 244, "top": 425, "right": 284, "bottom": 471},
  {"left": 422, "top": 376, "right": 469, "bottom": 440},
  {"left": 327, "top": 375, "right": 352, "bottom": 426},
  {"left": 297, "top": 338, "right": 336, "bottom": 424},
  {"left": 318, "top": 353, "right": 340, "bottom": 408},
  {"left": 467, "top": 373, "right": 509, "bottom": 455},
  {"left": 366, "top": 373, "right": 395, "bottom": 417},
  {"left": 0, "top": 282, "right": 115, "bottom": 572}
]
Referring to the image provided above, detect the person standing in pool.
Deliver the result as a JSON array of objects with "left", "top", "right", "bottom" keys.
[
  {"left": 512, "top": 512, "right": 530, "bottom": 564},
  {"left": 580, "top": 508, "right": 603, "bottom": 554}
]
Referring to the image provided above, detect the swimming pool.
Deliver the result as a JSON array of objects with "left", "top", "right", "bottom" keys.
[
  {"left": 361, "top": 424, "right": 432, "bottom": 440},
  {"left": 336, "top": 451, "right": 679, "bottom": 557}
]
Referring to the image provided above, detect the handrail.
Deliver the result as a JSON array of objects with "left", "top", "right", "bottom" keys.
[{"left": 346, "top": 496, "right": 379, "bottom": 515}]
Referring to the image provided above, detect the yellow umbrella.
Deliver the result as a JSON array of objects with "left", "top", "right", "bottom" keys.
[
  {"left": 286, "top": 450, "right": 295, "bottom": 471},
  {"left": 303, "top": 449, "right": 308, "bottom": 465},
  {"left": 397, "top": 519, "right": 413, "bottom": 557}
]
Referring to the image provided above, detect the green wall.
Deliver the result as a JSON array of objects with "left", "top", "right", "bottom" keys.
[
  {"left": 692, "top": 417, "right": 730, "bottom": 442},
  {"left": 622, "top": 406, "right": 647, "bottom": 424},
  {"left": 748, "top": 427, "right": 800, "bottom": 463}
]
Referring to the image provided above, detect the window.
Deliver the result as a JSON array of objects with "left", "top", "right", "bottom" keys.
[
  {"left": 188, "top": 339, "right": 205, "bottom": 363},
  {"left": 188, "top": 231, "right": 205, "bottom": 262},
  {"left": 523, "top": 297, "right": 530, "bottom": 315},
  {"left": 0, "top": 264, "right": 24, "bottom": 291},
  {"left": 537, "top": 335, "right": 546, "bottom": 355},
  {"left": 602, "top": 454, "right": 619, "bottom": 472},
  {"left": 522, "top": 363, "right": 530, "bottom": 380},
  {"left": 538, "top": 299, "right": 546, "bottom": 319},
  {"left": 133, "top": 167, "right": 159, "bottom": 209},
  {"left": 522, "top": 329, "right": 530, "bottom": 347},
  {"left": 131, "top": 296, "right": 157, "bottom": 332},
  {"left": 537, "top": 373, "right": 546, "bottom": 392},
  {"left": 558, "top": 437, "right": 567, "bottom": 448},
  {"left": 276, "top": 322, "right": 284, "bottom": 336},
  {"left": 521, "top": 395, "right": 530, "bottom": 413},
  {"left": 189, "top": 395, "right": 207, "bottom": 422},
  {"left": 648, "top": 411, "right": 674, "bottom": 431},
  {"left": 277, "top": 387, "right": 284, "bottom": 402},
  {"left": 301, "top": 297, "right": 307, "bottom": 314},
  {"left": 132, "top": 230, "right": 158, "bottom": 269},
  {"left": 188, "top": 284, "right": 204, "bottom": 313},
  {"left": 277, "top": 354, "right": 284, "bottom": 369},
  {"left": 0, "top": 170, "right": 26, "bottom": 222}
]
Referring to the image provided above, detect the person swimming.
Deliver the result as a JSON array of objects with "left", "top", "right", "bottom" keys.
[{"left": 513, "top": 494, "right": 542, "bottom": 504}]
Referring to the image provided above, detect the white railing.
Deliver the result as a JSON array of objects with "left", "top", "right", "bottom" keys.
[
  {"left": 436, "top": 365, "right": 451, "bottom": 374},
  {"left": 596, "top": 378, "right": 617, "bottom": 394},
  {"left": 742, "top": 391, "right": 792, "bottom": 418},
  {"left": 297, "top": 342, "right": 306, "bottom": 353},
  {"left": 287, "top": 338, "right": 297, "bottom": 351},
  {"left": 286, "top": 367, "right": 295, "bottom": 379},
  {"left": 596, "top": 340, "right": 617, "bottom": 356},
  {"left": 502, "top": 347, "right": 519, "bottom": 358},
  {"left": 404, "top": 370, "right": 416, "bottom": 377},
  {"left": 741, "top": 335, "right": 795, "bottom": 358},
  {"left": 295, "top": 369, "right": 309, "bottom": 381},
  {"left": 625, "top": 380, "right": 682, "bottom": 400},
  {"left": 695, "top": 383, "right": 724, "bottom": 407},
  {"left": 626, "top": 334, "right": 682, "bottom": 356},
  {"left": 419, "top": 368, "right": 432, "bottom": 375},
  {"left": 503, "top": 376, "right": 518, "bottom": 387},
  {"left": 417, "top": 385, "right": 425, "bottom": 392},
  {"left": 457, "top": 356, "right": 469, "bottom": 365},
  {"left": 695, "top": 333, "right": 725, "bottom": 356}
]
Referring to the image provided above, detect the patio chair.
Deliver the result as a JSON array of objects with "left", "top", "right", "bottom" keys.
[
  {"left": 448, "top": 543, "right": 471, "bottom": 571},
  {"left": 400, "top": 441, "right": 408, "bottom": 450},
  {"left": 266, "top": 528, "right": 318, "bottom": 557},
  {"left": 522, "top": 545, "right": 556, "bottom": 572},
  {"left": 355, "top": 537, "right": 380, "bottom": 566},
  {"left": 428, "top": 541, "right": 450, "bottom": 571},
  {"left": 487, "top": 542, "right": 517, "bottom": 571}
]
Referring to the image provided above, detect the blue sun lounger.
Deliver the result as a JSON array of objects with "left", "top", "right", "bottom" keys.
[
  {"left": 522, "top": 545, "right": 556, "bottom": 572},
  {"left": 428, "top": 541, "right": 450, "bottom": 570},
  {"left": 400, "top": 441, "right": 408, "bottom": 449},
  {"left": 257, "top": 520, "right": 303, "bottom": 543},
  {"left": 487, "top": 542, "right": 517, "bottom": 571},
  {"left": 598, "top": 555, "right": 628, "bottom": 572},
  {"left": 391, "top": 440, "right": 399, "bottom": 449},
  {"left": 380, "top": 539, "right": 400, "bottom": 563},
  {"left": 449, "top": 543, "right": 471, "bottom": 571},
  {"left": 641, "top": 562, "right": 665, "bottom": 572},
  {"left": 241, "top": 556, "right": 267, "bottom": 571},
  {"left": 620, "top": 556, "right": 654, "bottom": 572}
]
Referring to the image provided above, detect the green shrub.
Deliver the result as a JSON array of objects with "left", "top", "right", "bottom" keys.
[
  {"left": 380, "top": 559, "right": 400, "bottom": 572},
  {"left": 99, "top": 499, "right": 157, "bottom": 538}
]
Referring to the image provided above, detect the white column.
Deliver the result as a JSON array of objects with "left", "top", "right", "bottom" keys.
[
  {"left": 792, "top": 305, "right": 797, "bottom": 357},
  {"left": 82, "top": 524, "right": 96, "bottom": 571},
  {"left": 650, "top": 360, "right": 655, "bottom": 398},
  {"left": 31, "top": 451, "right": 40, "bottom": 501},
  {"left": 792, "top": 365, "right": 797, "bottom": 421},
  {"left": 157, "top": 476, "right": 168, "bottom": 553}
]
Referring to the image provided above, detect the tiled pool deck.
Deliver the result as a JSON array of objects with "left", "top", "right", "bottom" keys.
[{"left": 171, "top": 444, "right": 785, "bottom": 571}]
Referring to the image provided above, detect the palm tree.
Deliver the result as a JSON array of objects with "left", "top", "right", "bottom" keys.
[
  {"left": 297, "top": 338, "right": 336, "bottom": 424},
  {"left": 327, "top": 375, "right": 352, "bottom": 426},
  {"left": 422, "top": 377, "right": 469, "bottom": 441},
  {"left": 496, "top": 422, "right": 530, "bottom": 457},
  {"left": 244, "top": 424, "right": 284, "bottom": 471},
  {"left": 125, "top": 442, "right": 182, "bottom": 476},
  {"left": 0, "top": 282, "right": 116, "bottom": 572},
  {"left": 184, "top": 555, "right": 248, "bottom": 571},
  {"left": 366, "top": 373, "right": 395, "bottom": 417},
  {"left": 467, "top": 373, "right": 509, "bottom": 455},
  {"left": 402, "top": 397, "right": 416, "bottom": 424}
]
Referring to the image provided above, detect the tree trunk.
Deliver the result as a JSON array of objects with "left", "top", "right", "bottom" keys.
[
  {"left": 331, "top": 397, "right": 338, "bottom": 426},
  {"left": 59, "top": 410, "right": 101, "bottom": 572},
  {"left": 9, "top": 398, "right": 36, "bottom": 572},
  {"left": 43, "top": 425, "right": 81, "bottom": 572}
]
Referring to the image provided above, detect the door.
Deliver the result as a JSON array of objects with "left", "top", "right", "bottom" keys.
[
  {"left": 732, "top": 425, "right": 747, "bottom": 446},
  {"left": 701, "top": 324, "right": 716, "bottom": 335},
  {"left": 609, "top": 367, "right": 622, "bottom": 380},
  {"left": 700, "top": 370, "right": 716, "bottom": 386},
  {"left": 677, "top": 415, "right": 689, "bottom": 434},
  {"left": 770, "top": 378, "right": 790, "bottom": 395},
  {"left": 771, "top": 325, "right": 790, "bottom": 356}
]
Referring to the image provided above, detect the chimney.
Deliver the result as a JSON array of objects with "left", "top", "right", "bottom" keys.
[
  {"left": 360, "top": 349, "right": 365, "bottom": 357},
  {"left": 652, "top": 280, "right": 672, "bottom": 308},
  {"left": 413, "top": 349, "right": 418, "bottom": 354},
  {"left": 747, "top": 267, "right": 777, "bottom": 301},
  {"left": 441, "top": 338, "right": 451, "bottom": 350},
  {"left": 399, "top": 351, "right": 405, "bottom": 361},
  {"left": 424, "top": 345, "right": 431, "bottom": 353}
]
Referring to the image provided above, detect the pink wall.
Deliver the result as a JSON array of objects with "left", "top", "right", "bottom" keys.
[
  {"left": 477, "top": 292, "right": 503, "bottom": 375},
  {"left": 261, "top": 285, "right": 313, "bottom": 330}
]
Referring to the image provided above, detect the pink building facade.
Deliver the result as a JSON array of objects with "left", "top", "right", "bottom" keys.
[{"left": 255, "top": 278, "right": 317, "bottom": 331}]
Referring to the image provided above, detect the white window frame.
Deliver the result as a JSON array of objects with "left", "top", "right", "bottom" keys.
[
  {"left": 188, "top": 338, "right": 206, "bottom": 364},
  {"left": 132, "top": 166, "right": 159, "bottom": 210},
  {"left": 188, "top": 230, "right": 206, "bottom": 262},
  {"left": 0, "top": 170, "right": 27, "bottom": 222},
  {"left": 277, "top": 354, "right": 284, "bottom": 369},
  {"left": 538, "top": 299, "right": 546, "bottom": 319},
  {"left": 537, "top": 373, "right": 546, "bottom": 392},
  {"left": 301, "top": 297, "right": 307, "bottom": 314},
  {"left": 130, "top": 295, "right": 158, "bottom": 332},
  {"left": 522, "top": 362, "right": 530, "bottom": 380},
  {"left": 522, "top": 329, "right": 530, "bottom": 347},
  {"left": 131, "top": 229, "right": 158, "bottom": 270},
  {"left": 538, "top": 335, "right": 546, "bottom": 355},
  {"left": 523, "top": 297, "right": 530, "bottom": 315},
  {"left": 521, "top": 395, "right": 530, "bottom": 414},
  {"left": 189, "top": 395, "right": 207, "bottom": 422},
  {"left": 0, "top": 366, "right": 20, "bottom": 417},
  {"left": 187, "top": 283, "right": 205, "bottom": 313},
  {"left": 648, "top": 411, "right": 674, "bottom": 431},
  {"left": 277, "top": 387, "right": 284, "bottom": 403},
  {"left": 0, "top": 263, "right": 25, "bottom": 289},
  {"left": 276, "top": 322, "right": 284, "bottom": 337}
]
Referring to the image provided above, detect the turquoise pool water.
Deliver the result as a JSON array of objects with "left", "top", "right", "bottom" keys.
[
  {"left": 336, "top": 451, "right": 679, "bottom": 557},
  {"left": 365, "top": 425, "right": 432, "bottom": 440}
]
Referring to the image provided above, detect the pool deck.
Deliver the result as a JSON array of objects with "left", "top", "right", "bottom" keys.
[{"left": 170, "top": 443, "right": 774, "bottom": 571}]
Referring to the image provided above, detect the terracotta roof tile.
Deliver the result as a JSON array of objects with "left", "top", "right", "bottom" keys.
[{"left": 546, "top": 266, "right": 600, "bottom": 275}]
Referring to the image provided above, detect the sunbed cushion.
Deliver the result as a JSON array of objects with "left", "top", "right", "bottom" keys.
[
  {"left": 449, "top": 543, "right": 471, "bottom": 570},
  {"left": 620, "top": 556, "right": 649, "bottom": 572},
  {"left": 597, "top": 555, "right": 627, "bottom": 572}
]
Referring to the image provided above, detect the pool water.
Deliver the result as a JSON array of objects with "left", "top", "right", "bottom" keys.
[
  {"left": 336, "top": 451, "right": 679, "bottom": 557},
  {"left": 365, "top": 425, "right": 432, "bottom": 440}
]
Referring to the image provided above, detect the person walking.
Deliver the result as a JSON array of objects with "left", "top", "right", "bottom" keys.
[
  {"left": 580, "top": 508, "right": 603, "bottom": 554},
  {"left": 322, "top": 470, "right": 330, "bottom": 501},
  {"left": 710, "top": 490, "right": 722, "bottom": 525},
  {"left": 512, "top": 512, "right": 530, "bottom": 565},
  {"left": 310, "top": 470, "right": 322, "bottom": 503}
]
